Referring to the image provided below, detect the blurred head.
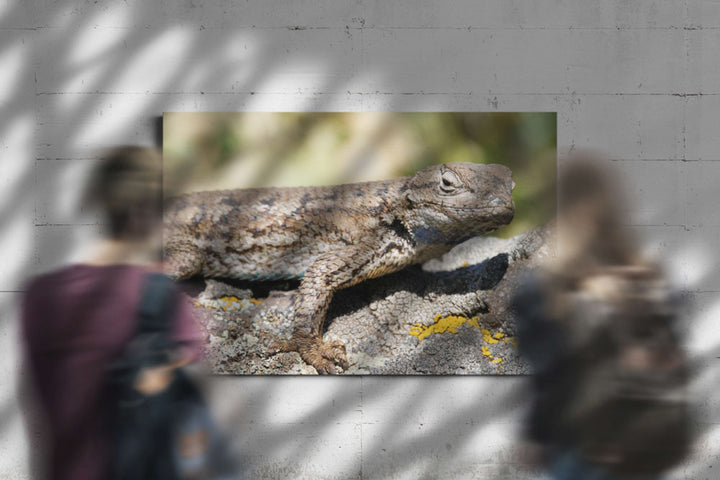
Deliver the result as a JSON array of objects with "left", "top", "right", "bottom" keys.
[
  {"left": 554, "top": 153, "right": 642, "bottom": 279},
  {"left": 86, "top": 146, "right": 163, "bottom": 241}
]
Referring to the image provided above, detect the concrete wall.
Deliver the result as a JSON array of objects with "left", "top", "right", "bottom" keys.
[{"left": 2, "top": 1, "right": 718, "bottom": 478}]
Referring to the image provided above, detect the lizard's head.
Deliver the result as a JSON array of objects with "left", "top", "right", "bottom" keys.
[{"left": 404, "top": 162, "right": 515, "bottom": 244}]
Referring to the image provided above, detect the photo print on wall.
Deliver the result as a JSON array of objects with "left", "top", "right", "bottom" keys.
[{"left": 162, "top": 112, "right": 556, "bottom": 375}]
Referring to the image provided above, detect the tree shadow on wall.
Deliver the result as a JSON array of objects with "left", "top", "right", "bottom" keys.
[{"left": 2, "top": 1, "right": 716, "bottom": 478}]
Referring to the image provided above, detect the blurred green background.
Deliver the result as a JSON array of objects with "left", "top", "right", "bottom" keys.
[{"left": 163, "top": 112, "right": 556, "bottom": 237}]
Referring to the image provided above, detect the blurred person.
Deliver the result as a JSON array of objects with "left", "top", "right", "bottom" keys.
[
  {"left": 512, "top": 155, "right": 692, "bottom": 480},
  {"left": 20, "top": 147, "right": 204, "bottom": 479}
]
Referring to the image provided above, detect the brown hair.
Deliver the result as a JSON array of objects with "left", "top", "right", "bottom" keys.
[
  {"left": 552, "top": 155, "right": 645, "bottom": 285},
  {"left": 86, "top": 146, "right": 163, "bottom": 240}
]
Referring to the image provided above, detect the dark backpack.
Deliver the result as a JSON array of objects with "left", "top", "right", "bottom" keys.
[
  {"left": 106, "top": 273, "right": 238, "bottom": 480},
  {"left": 516, "top": 266, "right": 692, "bottom": 477}
]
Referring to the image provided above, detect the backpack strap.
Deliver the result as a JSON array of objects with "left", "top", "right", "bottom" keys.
[{"left": 136, "top": 272, "right": 176, "bottom": 336}]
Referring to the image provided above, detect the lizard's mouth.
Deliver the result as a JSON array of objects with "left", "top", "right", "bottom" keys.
[
  {"left": 420, "top": 201, "right": 515, "bottom": 229},
  {"left": 491, "top": 205, "right": 515, "bottom": 226},
  {"left": 420, "top": 201, "right": 514, "bottom": 215}
]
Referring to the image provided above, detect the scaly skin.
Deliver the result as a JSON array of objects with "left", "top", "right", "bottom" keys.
[{"left": 164, "top": 162, "right": 515, "bottom": 374}]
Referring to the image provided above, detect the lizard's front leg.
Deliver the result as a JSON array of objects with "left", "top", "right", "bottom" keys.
[{"left": 280, "top": 246, "right": 375, "bottom": 374}]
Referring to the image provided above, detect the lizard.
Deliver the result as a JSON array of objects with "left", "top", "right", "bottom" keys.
[{"left": 163, "top": 162, "right": 515, "bottom": 374}]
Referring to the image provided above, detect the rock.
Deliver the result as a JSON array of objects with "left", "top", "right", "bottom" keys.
[
  {"left": 198, "top": 279, "right": 253, "bottom": 301},
  {"left": 194, "top": 224, "right": 552, "bottom": 375}
]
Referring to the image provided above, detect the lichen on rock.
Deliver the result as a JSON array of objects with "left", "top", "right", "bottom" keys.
[{"left": 189, "top": 224, "right": 552, "bottom": 375}]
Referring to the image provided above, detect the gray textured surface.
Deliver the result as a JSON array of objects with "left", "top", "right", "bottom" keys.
[
  {"left": 3, "top": 1, "right": 720, "bottom": 479},
  {"left": 197, "top": 226, "right": 550, "bottom": 375}
]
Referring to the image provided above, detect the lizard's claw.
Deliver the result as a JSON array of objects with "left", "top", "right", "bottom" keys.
[
  {"left": 271, "top": 334, "right": 348, "bottom": 374},
  {"left": 299, "top": 338, "right": 349, "bottom": 375},
  {"left": 319, "top": 339, "right": 349, "bottom": 372}
]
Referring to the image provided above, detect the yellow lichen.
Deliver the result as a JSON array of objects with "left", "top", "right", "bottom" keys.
[
  {"left": 408, "top": 314, "right": 511, "bottom": 368},
  {"left": 193, "top": 295, "right": 265, "bottom": 312},
  {"left": 409, "top": 314, "right": 470, "bottom": 340},
  {"left": 193, "top": 301, "right": 215, "bottom": 310},
  {"left": 433, "top": 315, "right": 467, "bottom": 334},
  {"left": 409, "top": 324, "right": 430, "bottom": 340},
  {"left": 410, "top": 315, "right": 511, "bottom": 346},
  {"left": 481, "top": 329, "right": 499, "bottom": 344},
  {"left": 219, "top": 296, "right": 239, "bottom": 310}
]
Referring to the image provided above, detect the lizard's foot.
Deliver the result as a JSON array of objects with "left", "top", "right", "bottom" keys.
[
  {"left": 271, "top": 335, "right": 348, "bottom": 374},
  {"left": 312, "top": 338, "right": 349, "bottom": 375}
]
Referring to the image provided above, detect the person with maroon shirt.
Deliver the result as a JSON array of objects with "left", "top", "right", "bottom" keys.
[{"left": 21, "top": 147, "right": 202, "bottom": 480}]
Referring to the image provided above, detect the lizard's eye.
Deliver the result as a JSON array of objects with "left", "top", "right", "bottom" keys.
[{"left": 439, "top": 170, "right": 461, "bottom": 193}]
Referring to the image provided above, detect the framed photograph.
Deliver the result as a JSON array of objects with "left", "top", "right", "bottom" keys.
[{"left": 163, "top": 112, "right": 556, "bottom": 375}]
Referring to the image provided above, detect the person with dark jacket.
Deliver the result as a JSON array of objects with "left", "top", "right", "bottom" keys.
[
  {"left": 513, "top": 156, "right": 691, "bottom": 480},
  {"left": 21, "top": 147, "right": 201, "bottom": 480}
]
